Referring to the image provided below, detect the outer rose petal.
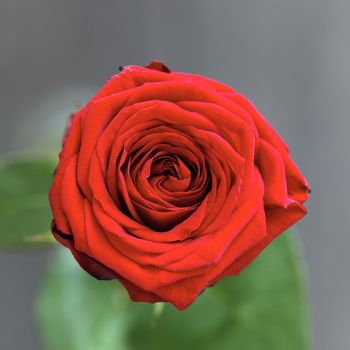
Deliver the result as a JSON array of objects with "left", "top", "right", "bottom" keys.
[
  {"left": 215, "top": 202, "right": 307, "bottom": 278},
  {"left": 225, "top": 91, "right": 310, "bottom": 203},
  {"left": 49, "top": 60, "right": 310, "bottom": 310},
  {"left": 52, "top": 222, "right": 163, "bottom": 303}
]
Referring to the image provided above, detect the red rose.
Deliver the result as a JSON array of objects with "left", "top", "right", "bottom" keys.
[{"left": 49, "top": 61, "right": 309, "bottom": 310}]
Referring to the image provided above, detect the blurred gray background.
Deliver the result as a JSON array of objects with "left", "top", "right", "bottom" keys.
[{"left": 1, "top": 0, "right": 349, "bottom": 349}]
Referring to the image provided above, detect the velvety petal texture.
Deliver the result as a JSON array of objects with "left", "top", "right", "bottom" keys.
[{"left": 49, "top": 60, "right": 310, "bottom": 310}]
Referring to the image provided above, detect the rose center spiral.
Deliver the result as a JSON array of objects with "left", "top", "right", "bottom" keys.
[{"left": 149, "top": 155, "right": 192, "bottom": 192}]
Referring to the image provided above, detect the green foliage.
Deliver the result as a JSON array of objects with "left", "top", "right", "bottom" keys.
[
  {"left": 0, "top": 157, "right": 55, "bottom": 248},
  {"left": 36, "top": 232, "right": 310, "bottom": 350}
]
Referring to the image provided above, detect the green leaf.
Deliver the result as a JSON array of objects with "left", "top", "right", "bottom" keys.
[
  {"left": 0, "top": 157, "right": 56, "bottom": 248},
  {"left": 36, "top": 251, "right": 133, "bottom": 350},
  {"left": 36, "top": 232, "right": 310, "bottom": 350}
]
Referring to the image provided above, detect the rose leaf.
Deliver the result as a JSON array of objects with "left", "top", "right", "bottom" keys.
[
  {"left": 0, "top": 157, "right": 55, "bottom": 248},
  {"left": 36, "top": 231, "right": 311, "bottom": 350}
]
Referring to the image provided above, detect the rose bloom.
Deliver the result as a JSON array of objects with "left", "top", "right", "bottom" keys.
[{"left": 49, "top": 61, "right": 310, "bottom": 310}]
